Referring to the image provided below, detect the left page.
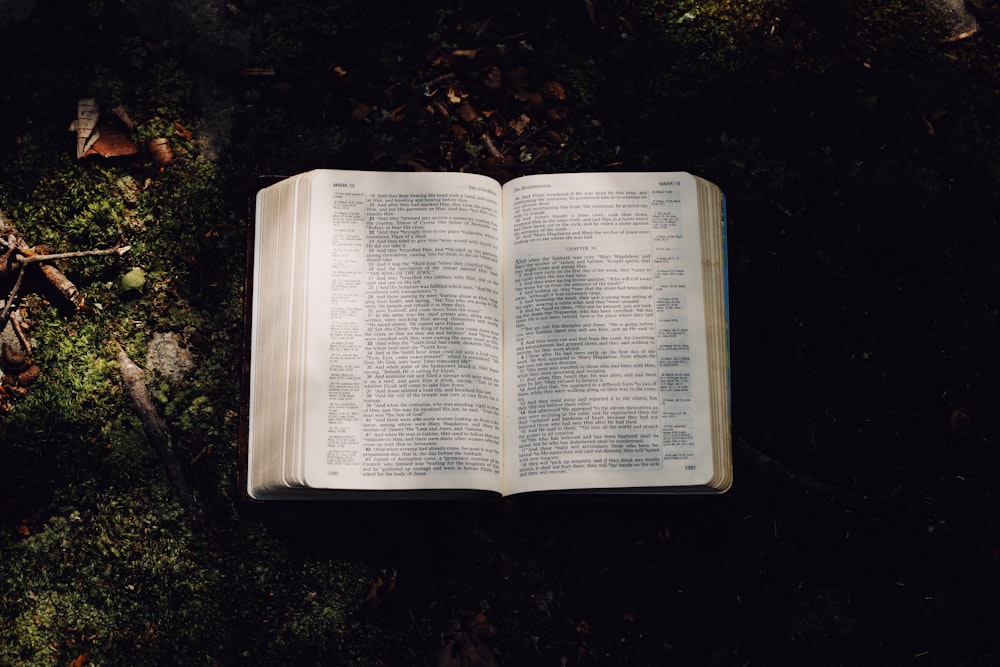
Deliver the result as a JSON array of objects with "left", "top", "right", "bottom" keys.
[{"left": 248, "top": 170, "right": 504, "bottom": 497}]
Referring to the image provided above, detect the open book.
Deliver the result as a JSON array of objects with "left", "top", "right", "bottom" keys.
[{"left": 244, "top": 170, "right": 730, "bottom": 499}]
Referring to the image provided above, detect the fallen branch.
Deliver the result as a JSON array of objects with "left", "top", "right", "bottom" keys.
[
  {"left": 9, "top": 311, "right": 32, "bottom": 356},
  {"left": 0, "top": 215, "right": 129, "bottom": 329},
  {"left": 117, "top": 341, "right": 201, "bottom": 523},
  {"left": 15, "top": 245, "right": 130, "bottom": 266}
]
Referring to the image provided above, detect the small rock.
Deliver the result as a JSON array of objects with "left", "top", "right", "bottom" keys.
[{"left": 146, "top": 332, "right": 195, "bottom": 383}]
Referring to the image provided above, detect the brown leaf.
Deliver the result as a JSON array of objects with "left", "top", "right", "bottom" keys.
[
  {"left": 351, "top": 101, "right": 372, "bottom": 121},
  {"left": 468, "top": 612, "right": 496, "bottom": 638},
  {"left": 540, "top": 80, "right": 567, "bottom": 101},
  {"left": 446, "top": 84, "right": 468, "bottom": 104},
  {"left": 83, "top": 118, "right": 138, "bottom": 159},
  {"left": 2, "top": 341, "right": 30, "bottom": 374},
  {"left": 546, "top": 106, "right": 569, "bottom": 122},
  {"left": 482, "top": 66, "right": 502, "bottom": 90},
  {"left": 147, "top": 138, "right": 175, "bottom": 167},
  {"left": 513, "top": 90, "right": 544, "bottom": 108},
  {"left": 508, "top": 114, "right": 531, "bottom": 135},
  {"left": 457, "top": 103, "right": 478, "bottom": 123},
  {"left": 110, "top": 104, "right": 134, "bottom": 129},
  {"left": 423, "top": 72, "right": 456, "bottom": 92},
  {"left": 173, "top": 121, "right": 194, "bottom": 141},
  {"left": 16, "top": 364, "right": 41, "bottom": 387},
  {"left": 427, "top": 99, "right": 451, "bottom": 117},
  {"left": 388, "top": 105, "right": 407, "bottom": 123},
  {"left": 480, "top": 133, "right": 503, "bottom": 159}
]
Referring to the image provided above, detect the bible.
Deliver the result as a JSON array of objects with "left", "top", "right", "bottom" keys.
[{"left": 244, "top": 169, "right": 730, "bottom": 499}]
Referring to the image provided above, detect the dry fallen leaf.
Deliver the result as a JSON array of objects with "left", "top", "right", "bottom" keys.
[
  {"left": 85, "top": 118, "right": 138, "bottom": 158},
  {"left": 508, "top": 113, "right": 531, "bottom": 135},
  {"left": 457, "top": 103, "right": 478, "bottom": 123},
  {"left": 541, "top": 80, "right": 567, "bottom": 101},
  {"left": 173, "top": 121, "right": 194, "bottom": 141},
  {"left": 446, "top": 84, "right": 468, "bottom": 104},
  {"left": 482, "top": 66, "right": 502, "bottom": 90},
  {"left": 351, "top": 101, "right": 372, "bottom": 121}
]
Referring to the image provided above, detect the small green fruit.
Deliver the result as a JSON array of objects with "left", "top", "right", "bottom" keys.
[{"left": 121, "top": 267, "right": 146, "bottom": 292}]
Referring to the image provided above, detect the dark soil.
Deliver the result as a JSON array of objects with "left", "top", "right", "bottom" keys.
[{"left": 2, "top": 0, "right": 1000, "bottom": 665}]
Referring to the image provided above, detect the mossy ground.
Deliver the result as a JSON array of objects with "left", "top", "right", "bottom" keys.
[{"left": 2, "top": 0, "right": 1000, "bottom": 665}]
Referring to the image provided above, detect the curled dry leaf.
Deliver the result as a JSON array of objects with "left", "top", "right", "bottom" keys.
[
  {"left": 148, "top": 138, "right": 175, "bottom": 166},
  {"left": 457, "top": 103, "right": 478, "bottom": 123},
  {"left": 546, "top": 106, "right": 569, "bottom": 122},
  {"left": 446, "top": 84, "right": 468, "bottom": 104},
  {"left": 508, "top": 113, "right": 531, "bottom": 135},
  {"left": 173, "top": 121, "right": 194, "bottom": 141},
  {"left": 540, "top": 80, "right": 567, "bottom": 101},
  {"left": 1, "top": 341, "right": 29, "bottom": 374},
  {"left": 351, "top": 101, "right": 371, "bottom": 121},
  {"left": 482, "top": 66, "right": 502, "bottom": 90},
  {"left": 17, "top": 364, "right": 41, "bottom": 387},
  {"left": 110, "top": 104, "right": 134, "bottom": 129}
]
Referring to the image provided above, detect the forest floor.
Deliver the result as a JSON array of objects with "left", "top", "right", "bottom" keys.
[{"left": 2, "top": 0, "right": 1000, "bottom": 665}]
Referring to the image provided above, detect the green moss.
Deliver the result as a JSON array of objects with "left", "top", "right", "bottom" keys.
[
  {"left": 1, "top": 489, "right": 221, "bottom": 666},
  {"left": 3, "top": 0, "right": 1000, "bottom": 664}
]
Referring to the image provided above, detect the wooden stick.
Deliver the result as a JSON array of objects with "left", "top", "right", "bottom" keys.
[
  {"left": 10, "top": 311, "right": 31, "bottom": 357},
  {"left": 117, "top": 341, "right": 201, "bottom": 523},
  {"left": 0, "top": 266, "right": 29, "bottom": 327},
  {"left": 0, "top": 244, "right": 131, "bottom": 328},
  {"left": 16, "top": 245, "right": 130, "bottom": 266}
]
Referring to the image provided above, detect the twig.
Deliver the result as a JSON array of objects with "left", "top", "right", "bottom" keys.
[
  {"left": 501, "top": 122, "right": 548, "bottom": 156},
  {"left": 0, "top": 244, "right": 130, "bottom": 329},
  {"left": 117, "top": 341, "right": 201, "bottom": 524},
  {"left": 10, "top": 311, "right": 31, "bottom": 356},
  {"left": 481, "top": 132, "right": 503, "bottom": 159},
  {"left": 16, "top": 245, "right": 130, "bottom": 266},
  {"left": 0, "top": 268, "right": 29, "bottom": 327}
]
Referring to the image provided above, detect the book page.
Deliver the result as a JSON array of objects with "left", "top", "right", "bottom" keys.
[
  {"left": 501, "top": 172, "right": 715, "bottom": 494},
  {"left": 292, "top": 170, "right": 504, "bottom": 492}
]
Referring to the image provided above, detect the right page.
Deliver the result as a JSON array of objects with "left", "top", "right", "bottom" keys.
[{"left": 501, "top": 172, "right": 721, "bottom": 494}]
